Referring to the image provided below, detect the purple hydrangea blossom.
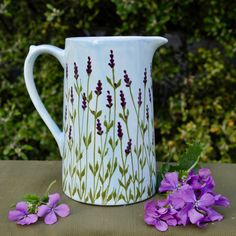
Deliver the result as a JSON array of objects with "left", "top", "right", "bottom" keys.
[
  {"left": 145, "top": 168, "right": 230, "bottom": 232},
  {"left": 106, "top": 90, "right": 113, "bottom": 108},
  {"left": 144, "top": 200, "right": 177, "bottom": 232},
  {"left": 86, "top": 56, "right": 92, "bottom": 75},
  {"left": 8, "top": 202, "right": 38, "bottom": 225},
  {"left": 37, "top": 193, "right": 70, "bottom": 225},
  {"left": 108, "top": 50, "right": 115, "bottom": 68}
]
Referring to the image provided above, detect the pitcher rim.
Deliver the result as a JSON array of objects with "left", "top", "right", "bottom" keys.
[{"left": 66, "top": 36, "right": 168, "bottom": 43}]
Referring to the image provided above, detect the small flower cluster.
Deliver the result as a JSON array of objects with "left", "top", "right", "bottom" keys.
[
  {"left": 120, "top": 90, "right": 126, "bottom": 108},
  {"left": 82, "top": 92, "right": 87, "bottom": 110},
  {"left": 106, "top": 90, "right": 113, "bottom": 108},
  {"left": 8, "top": 192, "right": 70, "bottom": 225},
  {"left": 108, "top": 50, "right": 115, "bottom": 68},
  {"left": 74, "top": 62, "right": 79, "bottom": 80},
  {"left": 144, "top": 168, "right": 229, "bottom": 232},
  {"left": 96, "top": 119, "right": 103, "bottom": 135},
  {"left": 125, "top": 139, "right": 132, "bottom": 156},
  {"left": 123, "top": 70, "right": 132, "bottom": 87},
  {"left": 95, "top": 80, "right": 102, "bottom": 96},
  {"left": 86, "top": 56, "right": 92, "bottom": 75}
]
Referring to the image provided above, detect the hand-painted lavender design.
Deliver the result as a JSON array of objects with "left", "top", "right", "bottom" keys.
[{"left": 63, "top": 49, "right": 155, "bottom": 204}]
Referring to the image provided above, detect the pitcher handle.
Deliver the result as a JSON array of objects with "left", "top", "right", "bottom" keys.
[{"left": 24, "top": 45, "right": 65, "bottom": 156}]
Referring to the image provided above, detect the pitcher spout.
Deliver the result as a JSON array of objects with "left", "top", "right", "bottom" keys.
[{"left": 148, "top": 36, "right": 168, "bottom": 54}]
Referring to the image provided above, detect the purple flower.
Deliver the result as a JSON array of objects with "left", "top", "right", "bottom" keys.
[
  {"left": 146, "top": 105, "right": 149, "bottom": 120},
  {"left": 125, "top": 139, "right": 132, "bottom": 156},
  {"left": 68, "top": 125, "right": 72, "bottom": 140},
  {"left": 159, "top": 172, "right": 179, "bottom": 193},
  {"left": 119, "top": 90, "right": 126, "bottom": 108},
  {"left": 86, "top": 56, "right": 92, "bottom": 75},
  {"left": 74, "top": 62, "right": 79, "bottom": 80},
  {"left": 211, "top": 193, "right": 230, "bottom": 207},
  {"left": 108, "top": 50, "right": 115, "bottom": 68},
  {"left": 123, "top": 70, "right": 132, "bottom": 87},
  {"left": 8, "top": 201, "right": 38, "bottom": 225},
  {"left": 82, "top": 92, "right": 87, "bottom": 110},
  {"left": 117, "top": 122, "right": 123, "bottom": 139},
  {"left": 138, "top": 88, "right": 142, "bottom": 107},
  {"left": 66, "top": 64, "right": 68, "bottom": 79},
  {"left": 37, "top": 193, "right": 70, "bottom": 225},
  {"left": 144, "top": 200, "right": 177, "bottom": 232},
  {"left": 106, "top": 90, "right": 113, "bottom": 108},
  {"left": 70, "top": 87, "right": 74, "bottom": 104},
  {"left": 143, "top": 67, "right": 147, "bottom": 85},
  {"left": 96, "top": 119, "right": 103, "bottom": 135},
  {"left": 148, "top": 88, "right": 152, "bottom": 103},
  {"left": 95, "top": 80, "right": 102, "bottom": 96}
]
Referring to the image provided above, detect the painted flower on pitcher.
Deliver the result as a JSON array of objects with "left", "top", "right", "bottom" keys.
[
  {"left": 68, "top": 125, "right": 72, "bottom": 140},
  {"left": 95, "top": 80, "right": 102, "bottom": 96},
  {"left": 146, "top": 105, "right": 149, "bottom": 120},
  {"left": 117, "top": 122, "right": 123, "bottom": 139},
  {"left": 74, "top": 62, "right": 79, "bottom": 80},
  {"left": 125, "top": 139, "right": 132, "bottom": 156},
  {"left": 123, "top": 70, "right": 132, "bottom": 87},
  {"left": 108, "top": 50, "right": 115, "bottom": 68},
  {"left": 119, "top": 90, "right": 126, "bottom": 108},
  {"left": 143, "top": 68, "right": 147, "bottom": 85},
  {"left": 96, "top": 119, "right": 103, "bottom": 135},
  {"left": 138, "top": 88, "right": 142, "bottom": 107},
  {"left": 66, "top": 64, "right": 68, "bottom": 79},
  {"left": 86, "top": 56, "right": 92, "bottom": 75},
  {"left": 70, "top": 86, "right": 74, "bottom": 104},
  {"left": 148, "top": 88, "right": 152, "bottom": 103},
  {"left": 82, "top": 92, "right": 87, "bottom": 110},
  {"left": 106, "top": 90, "right": 113, "bottom": 108}
]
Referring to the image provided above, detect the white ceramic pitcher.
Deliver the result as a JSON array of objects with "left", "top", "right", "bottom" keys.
[{"left": 24, "top": 36, "right": 168, "bottom": 205}]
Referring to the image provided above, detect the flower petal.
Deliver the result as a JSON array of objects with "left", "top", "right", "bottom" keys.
[
  {"left": 15, "top": 202, "right": 28, "bottom": 214},
  {"left": 206, "top": 208, "right": 223, "bottom": 222},
  {"left": 44, "top": 211, "right": 57, "bottom": 225},
  {"left": 8, "top": 210, "right": 24, "bottom": 222},
  {"left": 159, "top": 172, "right": 179, "bottom": 192},
  {"left": 17, "top": 214, "right": 38, "bottom": 225},
  {"left": 166, "top": 218, "right": 177, "bottom": 226},
  {"left": 54, "top": 204, "right": 70, "bottom": 217},
  {"left": 155, "top": 220, "right": 168, "bottom": 232},
  {"left": 188, "top": 208, "right": 204, "bottom": 224},
  {"left": 199, "top": 168, "right": 211, "bottom": 177},
  {"left": 214, "top": 194, "right": 230, "bottom": 207},
  {"left": 144, "top": 214, "right": 156, "bottom": 225},
  {"left": 48, "top": 193, "right": 61, "bottom": 207},
  {"left": 199, "top": 193, "right": 215, "bottom": 207},
  {"left": 37, "top": 204, "right": 51, "bottom": 217}
]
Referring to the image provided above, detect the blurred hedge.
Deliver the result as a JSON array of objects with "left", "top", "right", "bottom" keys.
[{"left": 0, "top": 0, "right": 235, "bottom": 162}]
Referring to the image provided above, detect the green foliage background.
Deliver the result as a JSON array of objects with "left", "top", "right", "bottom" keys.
[{"left": 0, "top": 0, "right": 235, "bottom": 162}]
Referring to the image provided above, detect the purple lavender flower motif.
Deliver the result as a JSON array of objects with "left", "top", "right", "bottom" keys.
[
  {"left": 106, "top": 90, "right": 113, "bottom": 108},
  {"left": 123, "top": 70, "right": 132, "bottom": 87},
  {"left": 68, "top": 125, "right": 72, "bottom": 140},
  {"left": 74, "top": 62, "right": 79, "bottom": 80},
  {"left": 82, "top": 92, "right": 87, "bottom": 110},
  {"left": 148, "top": 88, "right": 152, "bottom": 103},
  {"left": 95, "top": 80, "right": 102, "bottom": 96},
  {"left": 138, "top": 88, "right": 142, "bottom": 107},
  {"left": 117, "top": 122, "right": 123, "bottom": 139},
  {"left": 125, "top": 139, "right": 132, "bottom": 156},
  {"left": 8, "top": 202, "right": 38, "bottom": 225},
  {"left": 120, "top": 90, "right": 126, "bottom": 108},
  {"left": 70, "top": 87, "right": 74, "bottom": 104},
  {"left": 86, "top": 56, "right": 92, "bottom": 75},
  {"left": 37, "top": 193, "right": 70, "bottom": 225},
  {"left": 159, "top": 172, "right": 179, "bottom": 193},
  {"left": 143, "top": 67, "right": 147, "bottom": 85},
  {"left": 108, "top": 50, "right": 115, "bottom": 68},
  {"left": 144, "top": 200, "right": 177, "bottom": 232},
  {"left": 96, "top": 119, "right": 103, "bottom": 135},
  {"left": 146, "top": 105, "right": 149, "bottom": 120},
  {"left": 66, "top": 64, "right": 68, "bottom": 79}
]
